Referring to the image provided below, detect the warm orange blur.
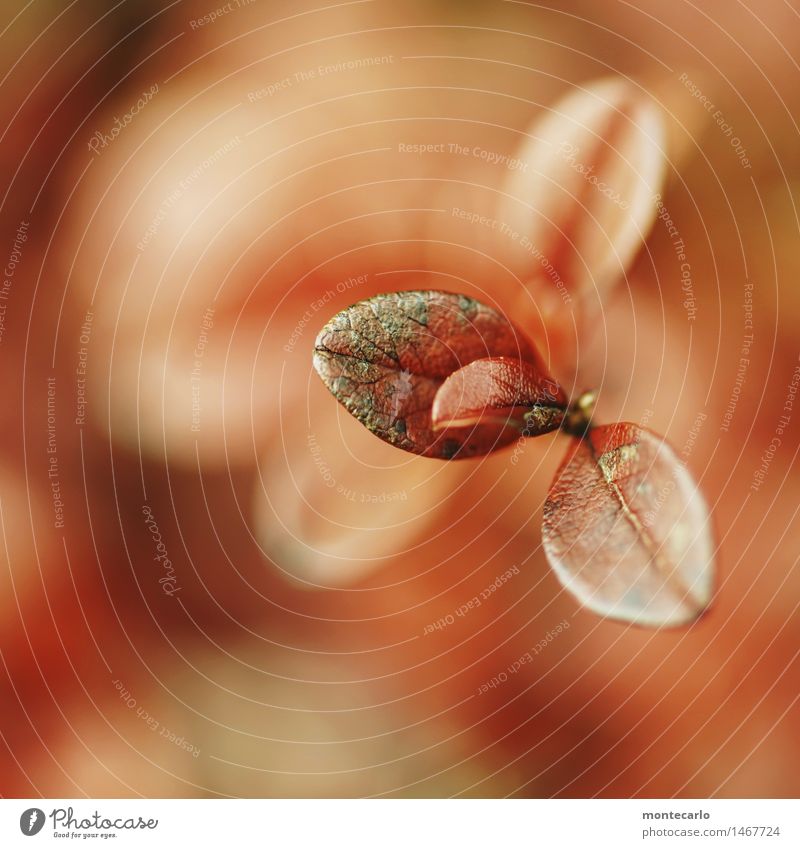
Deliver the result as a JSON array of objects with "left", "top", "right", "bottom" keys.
[{"left": 0, "top": 0, "right": 798, "bottom": 797}]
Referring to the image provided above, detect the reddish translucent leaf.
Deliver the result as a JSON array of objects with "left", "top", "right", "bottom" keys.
[
  {"left": 430, "top": 357, "right": 568, "bottom": 456},
  {"left": 313, "top": 290, "right": 548, "bottom": 458},
  {"left": 542, "top": 423, "right": 715, "bottom": 627}
]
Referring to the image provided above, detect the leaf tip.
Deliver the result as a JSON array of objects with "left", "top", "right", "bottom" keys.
[{"left": 542, "top": 423, "right": 717, "bottom": 629}]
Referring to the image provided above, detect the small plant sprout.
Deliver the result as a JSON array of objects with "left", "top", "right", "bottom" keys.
[{"left": 313, "top": 290, "right": 716, "bottom": 628}]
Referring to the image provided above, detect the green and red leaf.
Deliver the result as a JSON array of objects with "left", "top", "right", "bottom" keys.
[{"left": 313, "top": 290, "right": 562, "bottom": 458}]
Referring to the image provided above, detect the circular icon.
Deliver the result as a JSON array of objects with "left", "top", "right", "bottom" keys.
[{"left": 19, "top": 809, "right": 45, "bottom": 836}]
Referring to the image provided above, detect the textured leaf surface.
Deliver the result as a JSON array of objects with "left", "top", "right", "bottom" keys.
[
  {"left": 542, "top": 423, "right": 715, "bottom": 627},
  {"left": 431, "top": 357, "right": 568, "bottom": 455},
  {"left": 313, "top": 290, "right": 548, "bottom": 458}
]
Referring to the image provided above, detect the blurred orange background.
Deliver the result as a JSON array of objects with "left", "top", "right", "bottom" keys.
[{"left": 0, "top": 0, "right": 798, "bottom": 797}]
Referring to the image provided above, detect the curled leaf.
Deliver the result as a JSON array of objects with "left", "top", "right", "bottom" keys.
[
  {"left": 431, "top": 356, "right": 568, "bottom": 456},
  {"left": 497, "top": 78, "right": 666, "bottom": 370},
  {"left": 313, "top": 290, "right": 554, "bottom": 458},
  {"left": 542, "top": 423, "right": 715, "bottom": 627}
]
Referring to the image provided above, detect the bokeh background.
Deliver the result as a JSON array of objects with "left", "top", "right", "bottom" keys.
[{"left": 1, "top": 0, "right": 798, "bottom": 797}]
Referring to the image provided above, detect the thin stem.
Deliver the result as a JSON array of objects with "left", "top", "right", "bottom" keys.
[{"left": 561, "top": 390, "right": 597, "bottom": 437}]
